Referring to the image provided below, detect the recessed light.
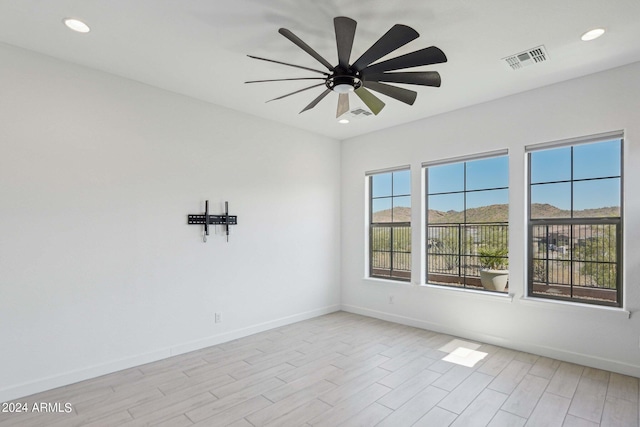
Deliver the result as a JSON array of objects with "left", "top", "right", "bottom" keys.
[
  {"left": 581, "top": 28, "right": 605, "bottom": 41},
  {"left": 63, "top": 18, "right": 90, "bottom": 33},
  {"left": 338, "top": 119, "right": 349, "bottom": 124}
]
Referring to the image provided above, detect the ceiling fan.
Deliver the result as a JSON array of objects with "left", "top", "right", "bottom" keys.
[{"left": 246, "top": 16, "right": 447, "bottom": 118}]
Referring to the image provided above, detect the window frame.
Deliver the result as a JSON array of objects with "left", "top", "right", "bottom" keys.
[
  {"left": 368, "top": 168, "right": 412, "bottom": 282},
  {"left": 423, "top": 151, "right": 509, "bottom": 292},
  {"left": 526, "top": 133, "right": 623, "bottom": 307}
]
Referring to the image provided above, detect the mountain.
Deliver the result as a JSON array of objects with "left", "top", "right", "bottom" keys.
[
  {"left": 372, "top": 206, "right": 411, "bottom": 223},
  {"left": 531, "top": 204, "right": 619, "bottom": 219},
  {"left": 372, "top": 204, "right": 619, "bottom": 224}
]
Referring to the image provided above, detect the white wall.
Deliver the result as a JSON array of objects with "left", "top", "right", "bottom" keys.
[
  {"left": 341, "top": 61, "right": 640, "bottom": 377},
  {"left": 0, "top": 43, "right": 341, "bottom": 401}
]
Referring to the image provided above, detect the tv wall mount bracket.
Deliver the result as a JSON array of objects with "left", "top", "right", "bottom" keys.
[{"left": 187, "top": 200, "right": 237, "bottom": 242}]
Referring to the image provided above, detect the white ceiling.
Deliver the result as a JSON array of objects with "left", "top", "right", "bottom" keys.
[{"left": 1, "top": 0, "right": 639, "bottom": 140}]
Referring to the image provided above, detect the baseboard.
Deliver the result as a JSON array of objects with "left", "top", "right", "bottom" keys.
[
  {"left": 0, "top": 348, "right": 172, "bottom": 404},
  {"left": 169, "top": 305, "right": 341, "bottom": 356},
  {"left": 0, "top": 304, "right": 340, "bottom": 403},
  {"left": 341, "top": 304, "right": 640, "bottom": 378}
]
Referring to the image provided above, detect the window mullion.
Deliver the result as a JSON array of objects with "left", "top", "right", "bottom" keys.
[
  {"left": 527, "top": 137, "right": 622, "bottom": 307},
  {"left": 390, "top": 226, "right": 395, "bottom": 277},
  {"left": 368, "top": 169, "right": 411, "bottom": 282},
  {"left": 425, "top": 154, "right": 508, "bottom": 292}
]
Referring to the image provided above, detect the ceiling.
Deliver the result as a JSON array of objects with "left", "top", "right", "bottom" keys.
[{"left": 1, "top": 0, "right": 639, "bottom": 140}]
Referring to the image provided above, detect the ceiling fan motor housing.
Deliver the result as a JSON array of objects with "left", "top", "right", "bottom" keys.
[{"left": 326, "top": 68, "right": 362, "bottom": 92}]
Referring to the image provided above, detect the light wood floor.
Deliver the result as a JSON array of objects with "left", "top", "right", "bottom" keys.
[{"left": 1, "top": 312, "right": 638, "bottom": 426}]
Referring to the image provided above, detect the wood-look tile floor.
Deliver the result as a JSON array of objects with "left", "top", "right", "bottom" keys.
[{"left": 1, "top": 312, "right": 638, "bottom": 426}]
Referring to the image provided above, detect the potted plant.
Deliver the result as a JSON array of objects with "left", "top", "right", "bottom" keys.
[{"left": 478, "top": 246, "right": 509, "bottom": 291}]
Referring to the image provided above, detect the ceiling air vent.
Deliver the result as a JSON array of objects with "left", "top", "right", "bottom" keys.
[
  {"left": 350, "top": 108, "right": 372, "bottom": 116},
  {"left": 503, "top": 45, "right": 548, "bottom": 70},
  {"left": 343, "top": 107, "right": 373, "bottom": 120}
]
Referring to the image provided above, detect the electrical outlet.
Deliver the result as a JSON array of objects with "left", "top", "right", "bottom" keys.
[
  {"left": 389, "top": 295, "right": 394, "bottom": 304},
  {"left": 215, "top": 313, "right": 222, "bottom": 323}
]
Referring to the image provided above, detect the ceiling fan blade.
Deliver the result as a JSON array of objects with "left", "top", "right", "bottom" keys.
[
  {"left": 300, "top": 89, "right": 332, "bottom": 113},
  {"left": 266, "top": 83, "right": 325, "bottom": 102},
  {"left": 247, "top": 55, "right": 329, "bottom": 75},
  {"left": 351, "top": 24, "right": 419, "bottom": 71},
  {"left": 363, "top": 81, "right": 417, "bottom": 105},
  {"left": 245, "top": 77, "right": 326, "bottom": 83},
  {"left": 279, "top": 28, "right": 334, "bottom": 70},
  {"left": 334, "top": 16, "right": 357, "bottom": 69},
  {"left": 362, "top": 46, "right": 447, "bottom": 74},
  {"left": 354, "top": 87, "right": 385, "bottom": 115},
  {"left": 366, "top": 71, "right": 441, "bottom": 87},
  {"left": 336, "top": 93, "right": 350, "bottom": 117}
]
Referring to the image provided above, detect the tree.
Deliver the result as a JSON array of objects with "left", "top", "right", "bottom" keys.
[
  {"left": 575, "top": 234, "right": 617, "bottom": 289},
  {"left": 430, "top": 226, "right": 461, "bottom": 271}
]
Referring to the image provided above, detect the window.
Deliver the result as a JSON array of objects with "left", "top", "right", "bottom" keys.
[
  {"left": 425, "top": 154, "right": 509, "bottom": 291},
  {"left": 369, "top": 169, "right": 411, "bottom": 281},
  {"left": 528, "top": 136, "right": 623, "bottom": 306}
]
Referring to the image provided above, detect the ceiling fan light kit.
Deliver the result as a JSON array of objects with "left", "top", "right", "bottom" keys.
[{"left": 246, "top": 16, "right": 447, "bottom": 119}]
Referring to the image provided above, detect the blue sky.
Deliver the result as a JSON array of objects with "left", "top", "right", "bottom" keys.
[
  {"left": 372, "top": 139, "right": 621, "bottom": 213},
  {"left": 428, "top": 156, "right": 508, "bottom": 211},
  {"left": 530, "top": 140, "right": 621, "bottom": 211},
  {"left": 371, "top": 170, "right": 410, "bottom": 198}
]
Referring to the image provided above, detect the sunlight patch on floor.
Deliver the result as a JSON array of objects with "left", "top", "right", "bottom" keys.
[{"left": 439, "top": 339, "right": 488, "bottom": 367}]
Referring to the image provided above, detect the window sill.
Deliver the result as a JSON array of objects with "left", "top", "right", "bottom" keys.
[
  {"left": 363, "top": 277, "right": 412, "bottom": 286},
  {"left": 519, "top": 296, "right": 631, "bottom": 319},
  {"left": 421, "top": 283, "right": 514, "bottom": 303}
]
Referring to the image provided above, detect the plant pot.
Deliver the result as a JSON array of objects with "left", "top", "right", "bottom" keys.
[{"left": 480, "top": 269, "right": 509, "bottom": 292}]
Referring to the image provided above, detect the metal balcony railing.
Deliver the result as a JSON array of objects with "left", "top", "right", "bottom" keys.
[
  {"left": 529, "top": 220, "right": 620, "bottom": 305},
  {"left": 426, "top": 222, "right": 508, "bottom": 288},
  {"left": 370, "top": 223, "right": 411, "bottom": 281}
]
